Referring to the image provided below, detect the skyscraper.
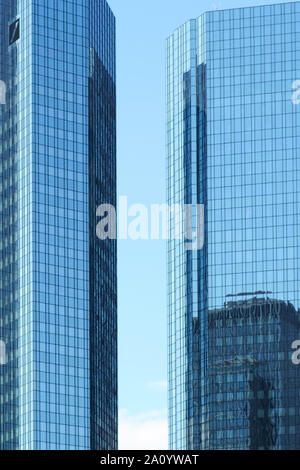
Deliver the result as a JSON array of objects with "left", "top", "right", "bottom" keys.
[
  {"left": 0, "top": 0, "right": 117, "bottom": 450},
  {"left": 167, "top": 1, "right": 300, "bottom": 450}
]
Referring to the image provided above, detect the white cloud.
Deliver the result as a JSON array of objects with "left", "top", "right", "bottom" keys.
[{"left": 119, "top": 409, "right": 168, "bottom": 450}]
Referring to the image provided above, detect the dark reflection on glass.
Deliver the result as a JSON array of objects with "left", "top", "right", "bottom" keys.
[
  {"left": 184, "top": 63, "right": 208, "bottom": 450},
  {"left": 89, "top": 42, "right": 117, "bottom": 450},
  {"left": 207, "top": 297, "right": 300, "bottom": 450},
  {"left": 0, "top": 0, "right": 19, "bottom": 451}
]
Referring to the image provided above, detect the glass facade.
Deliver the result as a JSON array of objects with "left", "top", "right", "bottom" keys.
[
  {"left": 167, "top": 1, "right": 300, "bottom": 450},
  {"left": 88, "top": 0, "right": 117, "bottom": 451},
  {"left": 0, "top": 0, "right": 19, "bottom": 451},
  {"left": 208, "top": 297, "right": 300, "bottom": 450},
  {"left": 0, "top": 0, "right": 117, "bottom": 450}
]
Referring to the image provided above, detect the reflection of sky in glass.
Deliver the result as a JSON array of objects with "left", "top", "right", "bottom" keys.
[
  {"left": 20, "top": 0, "right": 90, "bottom": 450},
  {"left": 206, "top": 3, "right": 300, "bottom": 312},
  {"left": 167, "top": 1, "right": 300, "bottom": 450},
  {"left": 0, "top": 0, "right": 116, "bottom": 450}
]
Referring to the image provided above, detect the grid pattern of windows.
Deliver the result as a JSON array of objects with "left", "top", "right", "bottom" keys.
[
  {"left": 88, "top": 0, "right": 117, "bottom": 450},
  {"left": 167, "top": 16, "right": 208, "bottom": 450},
  {"left": 0, "top": 0, "right": 19, "bottom": 450},
  {"left": 167, "top": 1, "right": 300, "bottom": 450},
  {"left": 20, "top": 0, "right": 90, "bottom": 450},
  {"left": 208, "top": 298, "right": 300, "bottom": 450},
  {"left": 0, "top": 0, "right": 117, "bottom": 450}
]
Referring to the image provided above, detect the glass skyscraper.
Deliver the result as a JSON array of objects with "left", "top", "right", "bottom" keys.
[
  {"left": 167, "top": 1, "right": 300, "bottom": 450},
  {"left": 0, "top": 0, "right": 117, "bottom": 450}
]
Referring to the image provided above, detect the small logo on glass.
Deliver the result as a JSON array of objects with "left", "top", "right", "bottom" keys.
[{"left": 9, "top": 19, "right": 20, "bottom": 46}]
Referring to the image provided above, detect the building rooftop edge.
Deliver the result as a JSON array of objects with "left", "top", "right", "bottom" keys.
[{"left": 166, "top": 1, "right": 300, "bottom": 40}]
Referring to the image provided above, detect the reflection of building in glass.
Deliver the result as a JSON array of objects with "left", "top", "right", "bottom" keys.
[
  {"left": 167, "top": 2, "right": 300, "bottom": 450},
  {"left": 0, "top": 0, "right": 117, "bottom": 450},
  {"left": 207, "top": 297, "right": 300, "bottom": 450}
]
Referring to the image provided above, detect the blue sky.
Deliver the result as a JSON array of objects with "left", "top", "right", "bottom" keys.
[{"left": 107, "top": 0, "right": 292, "bottom": 449}]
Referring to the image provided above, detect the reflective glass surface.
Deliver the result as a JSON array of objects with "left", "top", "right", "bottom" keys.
[
  {"left": 89, "top": 0, "right": 117, "bottom": 451},
  {"left": 0, "top": 0, "right": 117, "bottom": 450},
  {"left": 167, "top": 1, "right": 300, "bottom": 450},
  {"left": 0, "top": 0, "right": 19, "bottom": 451}
]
